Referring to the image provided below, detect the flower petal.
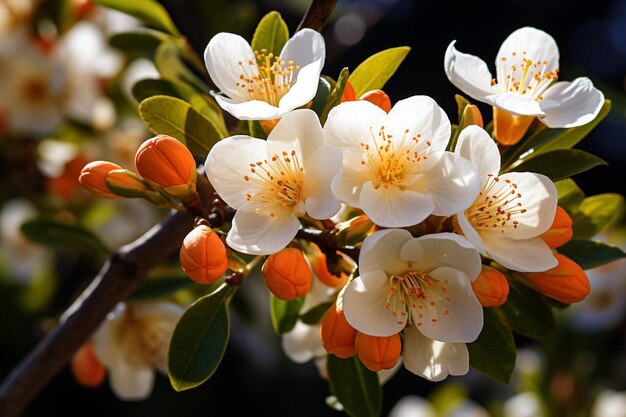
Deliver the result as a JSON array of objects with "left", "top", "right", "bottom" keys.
[
  {"left": 359, "top": 182, "right": 435, "bottom": 228},
  {"left": 412, "top": 267, "right": 483, "bottom": 343},
  {"left": 278, "top": 58, "right": 324, "bottom": 114},
  {"left": 399, "top": 233, "right": 482, "bottom": 281},
  {"left": 454, "top": 125, "right": 501, "bottom": 179},
  {"left": 227, "top": 210, "right": 300, "bottom": 255},
  {"left": 412, "top": 152, "right": 480, "bottom": 216},
  {"left": 324, "top": 100, "right": 387, "bottom": 148},
  {"left": 215, "top": 95, "right": 280, "bottom": 120},
  {"left": 330, "top": 150, "right": 372, "bottom": 206},
  {"left": 267, "top": 109, "right": 323, "bottom": 165},
  {"left": 539, "top": 77, "right": 605, "bottom": 128},
  {"left": 483, "top": 92, "right": 544, "bottom": 117},
  {"left": 204, "top": 32, "right": 255, "bottom": 102},
  {"left": 359, "top": 229, "right": 413, "bottom": 276},
  {"left": 496, "top": 27, "right": 559, "bottom": 84},
  {"left": 343, "top": 270, "right": 406, "bottom": 337},
  {"left": 281, "top": 321, "right": 324, "bottom": 363},
  {"left": 455, "top": 212, "right": 486, "bottom": 255},
  {"left": 279, "top": 28, "right": 326, "bottom": 79},
  {"left": 205, "top": 136, "right": 268, "bottom": 209},
  {"left": 109, "top": 362, "right": 155, "bottom": 401},
  {"left": 403, "top": 326, "right": 469, "bottom": 382},
  {"left": 303, "top": 146, "right": 342, "bottom": 219},
  {"left": 482, "top": 234, "right": 557, "bottom": 272},
  {"left": 389, "top": 395, "right": 437, "bottom": 417},
  {"left": 444, "top": 41, "right": 494, "bottom": 102},
  {"left": 92, "top": 303, "right": 126, "bottom": 368}
]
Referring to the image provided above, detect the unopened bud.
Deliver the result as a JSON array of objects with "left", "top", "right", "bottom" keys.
[
  {"left": 460, "top": 104, "right": 483, "bottom": 129},
  {"left": 359, "top": 90, "right": 392, "bottom": 112},
  {"left": 341, "top": 80, "right": 356, "bottom": 102},
  {"left": 542, "top": 206, "right": 573, "bottom": 249},
  {"left": 71, "top": 343, "right": 106, "bottom": 388},
  {"left": 262, "top": 247, "right": 312, "bottom": 301},
  {"left": 321, "top": 304, "right": 357, "bottom": 358},
  {"left": 493, "top": 108, "right": 534, "bottom": 146},
  {"left": 522, "top": 254, "right": 590, "bottom": 303},
  {"left": 310, "top": 249, "right": 351, "bottom": 288},
  {"left": 472, "top": 266, "right": 509, "bottom": 307},
  {"left": 135, "top": 135, "right": 197, "bottom": 201},
  {"left": 356, "top": 332, "right": 401, "bottom": 372},
  {"left": 336, "top": 215, "right": 375, "bottom": 247},
  {"left": 259, "top": 118, "right": 280, "bottom": 135},
  {"left": 79, "top": 161, "right": 122, "bottom": 199},
  {"left": 180, "top": 225, "right": 228, "bottom": 285}
]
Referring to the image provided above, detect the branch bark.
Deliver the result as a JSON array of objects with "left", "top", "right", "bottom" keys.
[{"left": 297, "top": 0, "right": 339, "bottom": 32}]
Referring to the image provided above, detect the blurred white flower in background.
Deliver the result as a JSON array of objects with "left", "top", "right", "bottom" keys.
[{"left": 592, "top": 390, "right": 626, "bottom": 417}]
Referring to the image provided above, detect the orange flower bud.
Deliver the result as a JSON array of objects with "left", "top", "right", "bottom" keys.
[
  {"left": 79, "top": 161, "right": 122, "bottom": 199},
  {"left": 180, "top": 225, "right": 228, "bottom": 285},
  {"left": 49, "top": 156, "right": 90, "bottom": 200},
  {"left": 311, "top": 251, "right": 350, "bottom": 288},
  {"left": 472, "top": 266, "right": 509, "bottom": 307},
  {"left": 134, "top": 135, "right": 197, "bottom": 200},
  {"left": 71, "top": 343, "right": 106, "bottom": 388},
  {"left": 460, "top": 104, "right": 484, "bottom": 129},
  {"left": 262, "top": 247, "right": 312, "bottom": 301},
  {"left": 493, "top": 108, "right": 534, "bottom": 146},
  {"left": 321, "top": 305, "right": 357, "bottom": 358},
  {"left": 105, "top": 169, "right": 149, "bottom": 196},
  {"left": 341, "top": 80, "right": 356, "bottom": 102},
  {"left": 522, "top": 254, "right": 590, "bottom": 303},
  {"left": 259, "top": 118, "right": 280, "bottom": 135},
  {"left": 542, "top": 206, "right": 573, "bottom": 249},
  {"left": 359, "top": 90, "right": 392, "bottom": 112},
  {"left": 356, "top": 333, "right": 401, "bottom": 372}
]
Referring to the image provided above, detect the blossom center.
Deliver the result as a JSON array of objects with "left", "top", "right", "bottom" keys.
[
  {"left": 492, "top": 51, "right": 559, "bottom": 101},
  {"left": 467, "top": 174, "right": 527, "bottom": 233},
  {"left": 385, "top": 271, "right": 451, "bottom": 328},
  {"left": 235, "top": 49, "right": 300, "bottom": 107},
  {"left": 122, "top": 310, "right": 172, "bottom": 368},
  {"left": 244, "top": 149, "right": 305, "bottom": 217},
  {"left": 360, "top": 125, "right": 430, "bottom": 188}
]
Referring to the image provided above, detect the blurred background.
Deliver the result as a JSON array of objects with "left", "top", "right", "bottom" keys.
[{"left": 1, "top": 0, "right": 626, "bottom": 416}]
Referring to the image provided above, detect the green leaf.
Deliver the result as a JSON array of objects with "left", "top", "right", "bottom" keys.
[
  {"left": 168, "top": 287, "right": 231, "bottom": 391},
  {"left": 138, "top": 95, "right": 223, "bottom": 157},
  {"left": 348, "top": 47, "right": 410, "bottom": 98},
  {"left": 300, "top": 301, "right": 334, "bottom": 325},
  {"left": 21, "top": 219, "right": 110, "bottom": 254},
  {"left": 133, "top": 78, "right": 227, "bottom": 137},
  {"left": 247, "top": 120, "right": 268, "bottom": 139},
  {"left": 155, "top": 42, "right": 210, "bottom": 94},
  {"left": 250, "top": 11, "right": 289, "bottom": 57},
  {"left": 93, "top": 0, "right": 180, "bottom": 35},
  {"left": 558, "top": 239, "right": 626, "bottom": 269},
  {"left": 327, "top": 355, "right": 382, "bottom": 417},
  {"left": 454, "top": 94, "right": 471, "bottom": 122},
  {"left": 320, "top": 67, "right": 349, "bottom": 125},
  {"left": 502, "top": 277, "right": 555, "bottom": 339},
  {"left": 468, "top": 308, "right": 516, "bottom": 383},
  {"left": 109, "top": 29, "right": 171, "bottom": 56},
  {"left": 128, "top": 277, "right": 196, "bottom": 301},
  {"left": 556, "top": 179, "right": 585, "bottom": 214},
  {"left": 310, "top": 77, "right": 332, "bottom": 117},
  {"left": 572, "top": 194, "right": 624, "bottom": 239},
  {"left": 269, "top": 295, "right": 304, "bottom": 334},
  {"left": 507, "top": 149, "right": 606, "bottom": 181}
]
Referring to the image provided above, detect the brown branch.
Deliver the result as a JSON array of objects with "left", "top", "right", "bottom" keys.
[
  {"left": 297, "top": 0, "right": 339, "bottom": 32},
  {"left": 296, "top": 227, "right": 360, "bottom": 262}
]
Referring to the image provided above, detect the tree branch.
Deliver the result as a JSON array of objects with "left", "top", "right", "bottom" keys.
[{"left": 297, "top": 0, "right": 339, "bottom": 32}]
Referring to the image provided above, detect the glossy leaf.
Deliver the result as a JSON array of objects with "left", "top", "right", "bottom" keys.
[
  {"left": 21, "top": 219, "right": 110, "bottom": 254},
  {"left": 501, "top": 277, "right": 555, "bottom": 339},
  {"left": 269, "top": 295, "right": 304, "bottom": 335},
  {"left": 507, "top": 149, "right": 606, "bottom": 181},
  {"left": 168, "top": 287, "right": 231, "bottom": 391},
  {"left": 555, "top": 179, "right": 585, "bottom": 214},
  {"left": 327, "top": 355, "right": 382, "bottom": 417},
  {"left": 250, "top": 11, "right": 289, "bottom": 57},
  {"left": 300, "top": 301, "right": 334, "bottom": 325},
  {"left": 109, "top": 29, "right": 171, "bottom": 56},
  {"left": 138, "top": 95, "right": 222, "bottom": 157},
  {"left": 310, "top": 77, "right": 332, "bottom": 117},
  {"left": 348, "top": 47, "right": 410, "bottom": 98},
  {"left": 572, "top": 194, "right": 624, "bottom": 239},
  {"left": 320, "top": 67, "right": 349, "bottom": 125},
  {"left": 93, "top": 0, "right": 180, "bottom": 35},
  {"left": 468, "top": 308, "right": 516, "bottom": 383},
  {"left": 155, "top": 42, "right": 209, "bottom": 94},
  {"left": 558, "top": 239, "right": 626, "bottom": 270}
]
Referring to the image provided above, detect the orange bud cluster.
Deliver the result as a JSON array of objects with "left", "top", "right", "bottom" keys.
[
  {"left": 522, "top": 254, "right": 590, "bottom": 303},
  {"left": 71, "top": 343, "right": 106, "bottom": 388},
  {"left": 542, "top": 206, "right": 573, "bottom": 249},
  {"left": 78, "top": 161, "right": 122, "bottom": 199},
  {"left": 340, "top": 81, "right": 392, "bottom": 112},
  {"left": 493, "top": 108, "right": 534, "bottom": 146},
  {"left": 320, "top": 305, "right": 357, "bottom": 358},
  {"left": 180, "top": 225, "right": 229, "bottom": 285},
  {"left": 356, "top": 333, "right": 401, "bottom": 372},
  {"left": 262, "top": 247, "right": 312, "bottom": 301},
  {"left": 472, "top": 266, "right": 509, "bottom": 307}
]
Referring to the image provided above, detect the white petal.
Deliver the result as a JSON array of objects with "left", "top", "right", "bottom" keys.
[
  {"left": 279, "top": 29, "right": 326, "bottom": 79},
  {"left": 455, "top": 212, "right": 486, "bottom": 255},
  {"left": 454, "top": 125, "right": 501, "bottom": 179},
  {"left": 496, "top": 27, "right": 559, "bottom": 83},
  {"left": 399, "top": 233, "right": 482, "bottom": 281},
  {"left": 498, "top": 172, "right": 557, "bottom": 239},
  {"left": 359, "top": 229, "right": 413, "bottom": 276},
  {"left": 92, "top": 303, "right": 126, "bottom": 368},
  {"left": 267, "top": 109, "right": 323, "bottom": 166},
  {"left": 131, "top": 301, "right": 185, "bottom": 323},
  {"left": 384, "top": 96, "right": 451, "bottom": 169},
  {"left": 281, "top": 321, "right": 324, "bottom": 363},
  {"left": 483, "top": 92, "right": 544, "bottom": 117},
  {"left": 539, "top": 77, "right": 605, "bottom": 128},
  {"left": 330, "top": 150, "right": 372, "bottom": 206},
  {"left": 214, "top": 95, "right": 280, "bottom": 120},
  {"left": 278, "top": 58, "right": 323, "bottom": 114},
  {"left": 414, "top": 267, "right": 483, "bottom": 343},
  {"left": 303, "top": 146, "right": 342, "bottom": 219},
  {"left": 343, "top": 270, "right": 405, "bottom": 336},
  {"left": 359, "top": 182, "right": 435, "bottom": 228},
  {"left": 389, "top": 395, "right": 437, "bottom": 417},
  {"left": 324, "top": 101, "right": 387, "bottom": 148},
  {"left": 227, "top": 210, "right": 300, "bottom": 255},
  {"left": 482, "top": 234, "right": 557, "bottom": 272},
  {"left": 205, "top": 136, "right": 267, "bottom": 209},
  {"left": 403, "top": 326, "right": 469, "bottom": 382},
  {"left": 444, "top": 41, "right": 494, "bottom": 102},
  {"left": 204, "top": 32, "right": 255, "bottom": 102},
  {"left": 109, "top": 363, "right": 155, "bottom": 401},
  {"left": 412, "top": 152, "right": 480, "bottom": 216}
]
